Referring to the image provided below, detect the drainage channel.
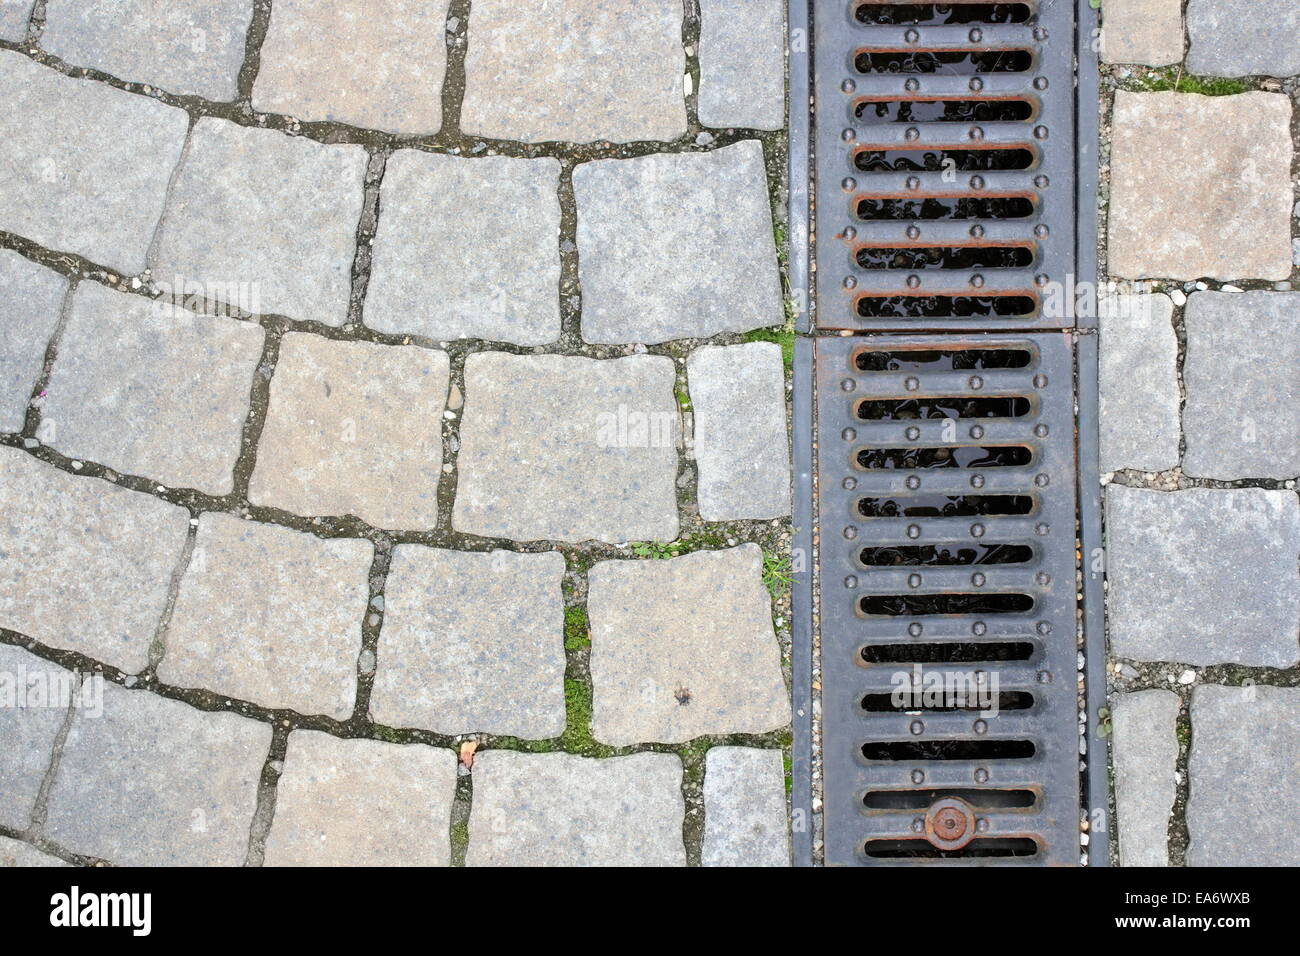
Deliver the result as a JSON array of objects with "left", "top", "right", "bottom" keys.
[{"left": 789, "top": 0, "right": 1107, "bottom": 866}]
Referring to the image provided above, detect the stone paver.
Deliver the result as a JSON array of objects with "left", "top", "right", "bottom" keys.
[
  {"left": 702, "top": 747, "right": 789, "bottom": 867},
  {"left": 363, "top": 152, "right": 561, "bottom": 346},
  {"left": 253, "top": 0, "right": 450, "bottom": 133},
  {"left": 698, "top": 0, "right": 786, "bottom": 130},
  {"left": 0, "top": 836, "right": 68, "bottom": 867},
  {"left": 688, "top": 342, "right": 791, "bottom": 521},
  {"left": 158, "top": 513, "right": 372, "bottom": 718},
  {"left": 247, "top": 334, "right": 448, "bottom": 528},
  {"left": 1187, "top": 685, "right": 1300, "bottom": 866},
  {"left": 0, "top": 250, "right": 66, "bottom": 433},
  {"left": 0, "top": 645, "right": 70, "bottom": 830},
  {"left": 264, "top": 731, "right": 456, "bottom": 867},
  {"left": 0, "top": 1, "right": 29, "bottom": 39},
  {"left": 1107, "top": 91, "right": 1293, "bottom": 281},
  {"left": 453, "top": 352, "right": 680, "bottom": 544},
  {"left": 42, "top": 282, "right": 263, "bottom": 494},
  {"left": 588, "top": 545, "right": 790, "bottom": 745},
  {"left": 574, "top": 142, "right": 783, "bottom": 343},
  {"left": 370, "top": 548, "right": 566, "bottom": 738},
  {"left": 1187, "top": 0, "right": 1300, "bottom": 78},
  {"left": 44, "top": 681, "right": 270, "bottom": 866},
  {"left": 460, "top": 0, "right": 686, "bottom": 144},
  {"left": 0, "top": 51, "right": 189, "bottom": 273},
  {"left": 1098, "top": 293, "right": 1180, "bottom": 473},
  {"left": 1100, "top": 0, "right": 1184, "bottom": 66},
  {"left": 467, "top": 751, "right": 685, "bottom": 866},
  {"left": 0, "top": 448, "right": 189, "bottom": 672},
  {"left": 1183, "top": 292, "right": 1299, "bottom": 480},
  {"left": 153, "top": 118, "right": 367, "bottom": 324},
  {"left": 1105, "top": 486, "right": 1299, "bottom": 667},
  {"left": 1111, "top": 690, "right": 1179, "bottom": 867},
  {"left": 41, "top": 0, "right": 253, "bottom": 101}
]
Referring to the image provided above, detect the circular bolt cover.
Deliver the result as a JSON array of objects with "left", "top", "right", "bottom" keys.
[
  {"left": 842, "top": 78, "right": 857, "bottom": 93},
  {"left": 906, "top": 224, "right": 921, "bottom": 239},
  {"left": 925, "top": 798, "right": 977, "bottom": 851},
  {"left": 905, "top": 475, "right": 921, "bottom": 489},
  {"left": 905, "top": 78, "right": 919, "bottom": 92}
]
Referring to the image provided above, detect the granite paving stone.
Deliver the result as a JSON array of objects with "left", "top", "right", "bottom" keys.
[
  {"left": 370, "top": 548, "right": 566, "bottom": 738},
  {"left": 0, "top": 836, "right": 69, "bottom": 867},
  {"left": 0, "top": 250, "right": 66, "bottom": 433},
  {"left": 467, "top": 751, "right": 685, "bottom": 866},
  {"left": 1111, "top": 689, "right": 1180, "bottom": 867},
  {"left": 247, "top": 333, "right": 448, "bottom": 528},
  {"left": 1187, "top": 0, "right": 1300, "bottom": 77},
  {"left": 1105, "top": 486, "right": 1299, "bottom": 667},
  {"left": 1098, "top": 293, "right": 1180, "bottom": 473},
  {"left": 0, "top": 1, "right": 30, "bottom": 39},
  {"left": 0, "top": 447, "right": 190, "bottom": 672},
  {"left": 573, "top": 141, "right": 783, "bottom": 343},
  {"left": 158, "top": 513, "right": 372, "bottom": 718},
  {"left": 698, "top": 0, "right": 786, "bottom": 130},
  {"left": 0, "top": 645, "right": 71, "bottom": 830},
  {"left": 1100, "top": 0, "right": 1184, "bottom": 66},
  {"left": 363, "top": 152, "right": 562, "bottom": 345},
  {"left": 702, "top": 747, "right": 790, "bottom": 867}
]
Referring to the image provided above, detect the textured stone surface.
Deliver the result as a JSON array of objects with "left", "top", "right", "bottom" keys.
[
  {"left": 1108, "top": 92, "right": 1293, "bottom": 281},
  {"left": 574, "top": 142, "right": 782, "bottom": 343},
  {"left": 1112, "top": 690, "right": 1179, "bottom": 867},
  {"left": 1183, "top": 292, "right": 1299, "bottom": 479},
  {"left": 253, "top": 0, "right": 449, "bottom": 133},
  {"left": 467, "top": 751, "right": 685, "bottom": 866},
  {"left": 1105, "top": 486, "right": 1299, "bottom": 667},
  {"left": 697, "top": 0, "right": 785, "bottom": 130},
  {"left": 702, "top": 747, "right": 789, "bottom": 867},
  {"left": 0, "top": 645, "right": 69, "bottom": 830},
  {"left": 153, "top": 118, "right": 367, "bottom": 324},
  {"left": 0, "top": 1, "right": 30, "bottom": 39},
  {"left": 0, "top": 250, "right": 66, "bottom": 433},
  {"left": 248, "top": 334, "right": 448, "bottom": 528},
  {"left": 1188, "top": 685, "right": 1300, "bottom": 866},
  {"left": 0, "top": 51, "right": 188, "bottom": 272},
  {"left": 159, "top": 514, "right": 372, "bottom": 718},
  {"left": 1098, "top": 293, "right": 1180, "bottom": 473},
  {"left": 1187, "top": 0, "right": 1300, "bottom": 77},
  {"left": 588, "top": 545, "right": 790, "bottom": 745},
  {"left": 1100, "top": 0, "right": 1184, "bottom": 66},
  {"left": 364, "top": 152, "right": 561, "bottom": 345},
  {"left": 43, "top": 282, "right": 263, "bottom": 494},
  {"left": 688, "top": 342, "right": 790, "bottom": 520},
  {"left": 453, "top": 353, "right": 680, "bottom": 543},
  {"left": 264, "top": 731, "right": 456, "bottom": 866},
  {"left": 461, "top": 0, "right": 686, "bottom": 144},
  {"left": 370, "top": 548, "right": 566, "bottom": 738},
  {"left": 45, "top": 682, "right": 270, "bottom": 866},
  {"left": 0, "top": 836, "right": 69, "bottom": 867},
  {"left": 0, "top": 448, "right": 189, "bottom": 672},
  {"left": 41, "top": 0, "right": 253, "bottom": 100}
]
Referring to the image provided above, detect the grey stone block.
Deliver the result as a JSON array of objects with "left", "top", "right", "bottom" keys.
[
  {"left": 0, "top": 836, "right": 69, "bottom": 867},
  {"left": 0, "top": 250, "right": 66, "bottom": 433},
  {"left": 1098, "top": 293, "right": 1180, "bottom": 473},
  {"left": 467, "top": 751, "right": 685, "bottom": 866},
  {"left": 574, "top": 141, "right": 783, "bottom": 343},
  {"left": 370, "top": 548, "right": 566, "bottom": 738},
  {"left": 1111, "top": 689, "right": 1179, "bottom": 867},
  {"left": 0, "top": 645, "right": 71, "bottom": 830},
  {"left": 0, "top": 1, "right": 31, "bottom": 40},
  {"left": 1187, "top": 0, "right": 1300, "bottom": 77},
  {"left": 702, "top": 747, "right": 789, "bottom": 867},
  {"left": 697, "top": 0, "right": 785, "bottom": 130},
  {"left": 1100, "top": 0, "right": 1184, "bottom": 66},
  {"left": 1105, "top": 486, "right": 1299, "bottom": 667}
]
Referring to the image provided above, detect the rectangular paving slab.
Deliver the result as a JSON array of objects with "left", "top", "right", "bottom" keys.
[
  {"left": 697, "top": 0, "right": 786, "bottom": 130},
  {"left": 0, "top": 836, "right": 69, "bottom": 867},
  {"left": 0, "top": 644, "right": 71, "bottom": 830},
  {"left": 702, "top": 747, "right": 790, "bottom": 866},
  {"left": 1187, "top": 0, "right": 1300, "bottom": 77},
  {"left": 1098, "top": 293, "right": 1180, "bottom": 473},
  {"left": 0, "top": 250, "right": 66, "bottom": 433},
  {"left": 0, "top": 1, "right": 30, "bottom": 39},
  {"left": 1111, "top": 689, "right": 1179, "bottom": 866},
  {"left": 1100, "top": 0, "right": 1184, "bottom": 66}
]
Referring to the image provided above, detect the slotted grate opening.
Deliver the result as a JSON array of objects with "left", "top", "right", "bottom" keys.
[
  {"left": 853, "top": 347, "right": 1034, "bottom": 371},
  {"left": 853, "top": 3, "right": 1034, "bottom": 25},
  {"left": 861, "top": 690, "right": 1034, "bottom": 711},
  {"left": 856, "top": 295, "right": 1038, "bottom": 318},
  {"left": 855, "top": 444, "right": 1033, "bottom": 468},
  {"left": 864, "top": 838, "right": 1039, "bottom": 858},
  {"left": 855, "top": 196, "right": 1036, "bottom": 220},
  {"left": 859, "top": 640, "right": 1038, "bottom": 664},
  {"left": 862, "top": 739, "right": 1036, "bottom": 760},
  {"left": 859, "top": 592, "right": 1035, "bottom": 615},
  {"left": 856, "top": 244, "right": 1036, "bottom": 270},
  {"left": 855, "top": 49, "right": 1034, "bottom": 73},
  {"left": 858, "top": 543, "right": 1034, "bottom": 565},
  {"left": 854, "top": 97, "right": 1035, "bottom": 122},
  {"left": 856, "top": 493, "right": 1036, "bottom": 516},
  {"left": 854, "top": 147, "right": 1036, "bottom": 171},
  {"left": 863, "top": 787, "right": 1038, "bottom": 809},
  {"left": 855, "top": 395, "right": 1032, "bottom": 418}
]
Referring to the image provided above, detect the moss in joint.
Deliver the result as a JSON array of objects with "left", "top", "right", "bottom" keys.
[{"left": 563, "top": 605, "right": 590, "bottom": 651}]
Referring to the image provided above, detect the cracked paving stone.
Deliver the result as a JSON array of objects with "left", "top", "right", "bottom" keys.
[
  {"left": 1099, "top": 0, "right": 1184, "bottom": 66},
  {"left": 453, "top": 352, "right": 680, "bottom": 544},
  {"left": 370, "top": 548, "right": 566, "bottom": 738},
  {"left": 702, "top": 747, "right": 790, "bottom": 867},
  {"left": 264, "top": 731, "right": 456, "bottom": 867},
  {"left": 1104, "top": 486, "right": 1299, "bottom": 667},
  {"left": 247, "top": 333, "right": 448, "bottom": 528},
  {"left": 252, "top": 0, "right": 450, "bottom": 134},
  {"left": 42, "top": 282, "right": 264, "bottom": 496},
  {"left": 152, "top": 118, "right": 368, "bottom": 325},
  {"left": 1188, "top": 685, "right": 1300, "bottom": 866},
  {"left": 0, "top": 448, "right": 190, "bottom": 672},
  {"left": 1111, "top": 689, "right": 1179, "bottom": 867},
  {"left": 0, "top": 250, "right": 67, "bottom": 433},
  {"left": 1187, "top": 0, "right": 1300, "bottom": 78},
  {"left": 588, "top": 545, "right": 791, "bottom": 745},
  {"left": 467, "top": 751, "right": 685, "bottom": 866},
  {"left": 697, "top": 0, "right": 786, "bottom": 130},
  {"left": 44, "top": 681, "right": 270, "bottom": 866},
  {"left": 1183, "top": 292, "right": 1299, "bottom": 480},
  {"left": 158, "top": 513, "right": 372, "bottom": 718},
  {"left": 460, "top": 0, "right": 686, "bottom": 144},
  {"left": 1107, "top": 91, "right": 1293, "bottom": 281},
  {"left": 40, "top": 0, "right": 254, "bottom": 101},
  {"left": 573, "top": 141, "right": 783, "bottom": 344},
  {"left": 1098, "top": 293, "right": 1179, "bottom": 473},
  {"left": 0, "top": 50, "right": 189, "bottom": 274},
  {"left": 0, "top": 836, "right": 69, "bottom": 867},
  {"left": 363, "top": 152, "right": 561, "bottom": 346},
  {"left": 0, "top": 645, "right": 71, "bottom": 831},
  {"left": 688, "top": 342, "right": 791, "bottom": 521}
]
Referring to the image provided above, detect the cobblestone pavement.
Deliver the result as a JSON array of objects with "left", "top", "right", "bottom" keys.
[
  {"left": 0, "top": 0, "right": 794, "bottom": 867},
  {"left": 1099, "top": 3, "right": 1299, "bottom": 866}
]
